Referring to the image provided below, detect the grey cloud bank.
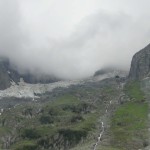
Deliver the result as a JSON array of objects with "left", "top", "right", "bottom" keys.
[{"left": 0, "top": 0, "right": 150, "bottom": 79}]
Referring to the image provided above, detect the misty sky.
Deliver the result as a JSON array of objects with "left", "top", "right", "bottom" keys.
[{"left": 0, "top": 0, "right": 150, "bottom": 79}]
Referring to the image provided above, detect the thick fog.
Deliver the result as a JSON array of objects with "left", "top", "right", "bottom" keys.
[{"left": 0, "top": 0, "right": 150, "bottom": 79}]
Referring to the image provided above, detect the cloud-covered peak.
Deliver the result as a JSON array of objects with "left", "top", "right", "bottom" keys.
[{"left": 0, "top": 0, "right": 150, "bottom": 79}]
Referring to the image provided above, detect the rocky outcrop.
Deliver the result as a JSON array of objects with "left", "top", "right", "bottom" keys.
[
  {"left": 129, "top": 43, "right": 150, "bottom": 80},
  {"left": 0, "top": 58, "right": 18, "bottom": 90},
  {"left": 94, "top": 68, "right": 127, "bottom": 79},
  {"left": 0, "top": 58, "right": 59, "bottom": 90}
]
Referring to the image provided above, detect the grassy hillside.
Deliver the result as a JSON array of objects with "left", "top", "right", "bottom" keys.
[
  {"left": 0, "top": 79, "right": 121, "bottom": 150},
  {"left": 1, "top": 79, "right": 147, "bottom": 150},
  {"left": 8, "top": 94, "right": 97, "bottom": 150},
  {"left": 110, "top": 81, "right": 149, "bottom": 150}
]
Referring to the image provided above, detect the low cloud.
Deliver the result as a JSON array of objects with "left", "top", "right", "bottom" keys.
[{"left": 0, "top": 0, "right": 150, "bottom": 79}]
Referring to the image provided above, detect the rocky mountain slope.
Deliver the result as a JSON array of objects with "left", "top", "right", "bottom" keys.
[
  {"left": 0, "top": 65, "right": 127, "bottom": 100},
  {"left": 129, "top": 43, "right": 150, "bottom": 80},
  {"left": 0, "top": 74, "right": 148, "bottom": 150},
  {"left": 0, "top": 77, "right": 124, "bottom": 150},
  {"left": 0, "top": 58, "right": 59, "bottom": 90},
  {"left": 1, "top": 43, "right": 150, "bottom": 150},
  {"left": 94, "top": 68, "right": 128, "bottom": 78}
]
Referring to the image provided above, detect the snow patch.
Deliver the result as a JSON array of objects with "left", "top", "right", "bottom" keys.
[
  {"left": 7, "top": 71, "right": 10, "bottom": 74},
  {"left": 0, "top": 78, "right": 82, "bottom": 99}
]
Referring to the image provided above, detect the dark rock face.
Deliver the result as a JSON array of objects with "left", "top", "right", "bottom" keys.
[
  {"left": 0, "top": 58, "right": 59, "bottom": 90},
  {"left": 0, "top": 59, "right": 11, "bottom": 90},
  {"left": 0, "top": 58, "right": 21, "bottom": 90},
  {"left": 129, "top": 43, "right": 150, "bottom": 80}
]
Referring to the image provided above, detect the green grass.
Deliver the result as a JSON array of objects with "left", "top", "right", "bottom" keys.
[
  {"left": 112, "top": 102, "right": 148, "bottom": 137},
  {"left": 1, "top": 84, "right": 120, "bottom": 150},
  {"left": 111, "top": 81, "right": 148, "bottom": 149},
  {"left": 51, "top": 94, "right": 80, "bottom": 106},
  {"left": 124, "top": 81, "right": 144, "bottom": 101},
  {"left": 0, "top": 127, "right": 11, "bottom": 138},
  {"left": 97, "top": 146, "right": 124, "bottom": 150},
  {"left": 12, "top": 140, "right": 37, "bottom": 150},
  {"left": 36, "top": 125, "right": 57, "bottom": 135},
  {"left": 10, "top": 93, "right": 98, "bottom": 149},
  {"left": 73, "top": 113, "right": 98, "bottom": 131}
]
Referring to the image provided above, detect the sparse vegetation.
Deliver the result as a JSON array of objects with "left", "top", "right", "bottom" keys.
[
  {"left": 39, "top": 115, "right": 54, "bottom": 124},
  {"left": 13, "top": 140, "right": 37, "bottom": 150},
  {"left": 21, "top": 128, "right": 40, "bottom": 139},
  {"left": 0, "top": 78, "right": 130, "bottom": 150},
  {"left": 0, "top": 91, "right": 102, "bottom": 149},
  {"left": 124, "top": 81, "right": 145, "bottom": 101},
  {"left": 111, "top": 81, "right": 148, "bottom": 149}
]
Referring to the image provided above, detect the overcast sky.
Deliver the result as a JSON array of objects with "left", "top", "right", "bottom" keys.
[{"left": 0, "top": 0, "right": 150, "bottom": 79}]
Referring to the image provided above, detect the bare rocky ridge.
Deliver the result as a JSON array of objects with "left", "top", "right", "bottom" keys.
[
  {"left": 0, "top": 66, "right": 127, "bottom": 100},
  {"left": 0, "top": 58, "right": 59, "bottom": 90},
  {"left": 129, "top": 43, "right": 150, "bottom": 80}
]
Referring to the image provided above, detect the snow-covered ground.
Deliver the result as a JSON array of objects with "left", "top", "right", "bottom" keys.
[
  {"left": 0, "top": 70, "right": 127, "bottom": 99},
  {"left": 0, "top": 79, "right": 82, "bottom": 99}
]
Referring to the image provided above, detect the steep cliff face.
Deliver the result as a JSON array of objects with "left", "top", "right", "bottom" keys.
[
  {"left": 129, "top": 43, "right": 150, "bottom": 80},
  {"left": 0, "top": 59, "right": 11, "bottom": 90},
  {"left": 0, "top": 58, "right": 59, "bottom": 90}
]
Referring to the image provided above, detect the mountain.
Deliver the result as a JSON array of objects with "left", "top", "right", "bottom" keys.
[
  {"left": 0, "top": 58, "right": 59, "bottom": 90},
  {"left": 94, "top": 67, "right": 127, "bottom": 78},
  {"left": 0, "top": 71, "right": 148, "bottom": 150},
  {"left": 0, "top": 58, "right": 19, "bottom": 90},
  {"left": 0, "top": 43, "right": 150, "bottom": 150},
  {"left": 129, "top": 43, "right": 150, "bottom": 80}
]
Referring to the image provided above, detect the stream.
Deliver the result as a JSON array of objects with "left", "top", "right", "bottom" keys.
[
  {"left": 93, "top": 80, "right": 124, "bottom": 150},
  {"left": 93, "top": 100, "right": 112, "bottom": 150}
]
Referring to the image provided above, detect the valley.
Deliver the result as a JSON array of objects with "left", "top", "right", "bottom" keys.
[
  {"left": 0, "top": 1, "right": 150, "bottom": 150},
  {"left": 0, "top": 76, "right": 125, "bottom": 150},
  {"left": 0, "top": 44, "right": 150, "bottom": 150},
  {"left": 0, "top": 75, "right": 148, "bottom": 150}
]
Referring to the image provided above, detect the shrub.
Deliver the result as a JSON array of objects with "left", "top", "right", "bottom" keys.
[
  {"left": 39, "top": 115, "right": 54, "bottom": 124},
  {"left": 71, "top": 115, "right": 84, "bottom": 123},
  {"left": 72, "top": 102, "right": 90, "bottom": 114},
  {"left": 16, "top": 144, "right": 37, "bottom": 150},
  {"left": 22, "top": 128, "right": 40, "bottom": 139},
  {"left": 59, "top": 128, "right": 87, "bottom": 144},
  {"left": 48, "top": 107, "right": 58, "bottom": 116}
]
